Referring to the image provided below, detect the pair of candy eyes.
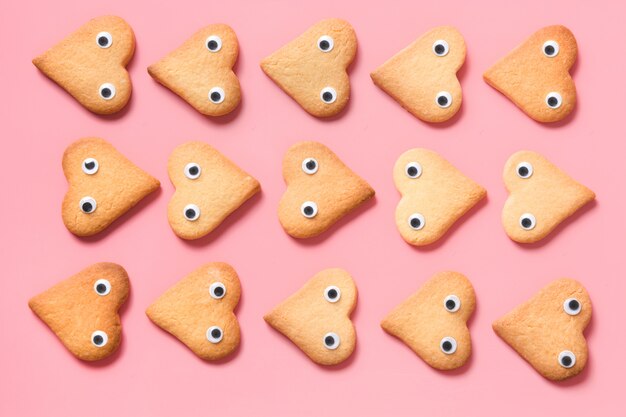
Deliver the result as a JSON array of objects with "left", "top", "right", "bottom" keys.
[
  {"left": 514, "top": 161, "right": 538, "bottom": 231},
  {"left": 321, "top": 286, "right": 343, "bottom": 350},
  {"left": 93, "top": 32, "right": 119, "bottom": 102}
]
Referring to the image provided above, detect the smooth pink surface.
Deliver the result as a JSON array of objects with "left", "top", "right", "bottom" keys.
[{"left": 1, "top": 0, "right": 625, "bottom": 415}]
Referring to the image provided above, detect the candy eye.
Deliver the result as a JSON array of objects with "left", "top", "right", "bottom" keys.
[
  {"left": 317, "top": 35, "right": 334, "bottom": 52},
  {"left": 320, "top": 87, "right": 337, "bottom": 104},
  {"left": 184, "top": 163, "right": 201, "bottom": 180},
  {"left": 542, "top": 40, "right": 559, "bottom": 57},
  {"left": 209, "top": 87, "right": 225, "bottom": 104},
  {"left": 563, "top": 298, "right": 581, "bottom": 315},
  {"left": 519, "top": 213, "right": 536, "bottom": 230},
  {"left": 91, "top": 330, "right": 108, "bottom": 347},
  {"left": 405, "top": 162, "right": 422, "bottom": 179},
  {"left": 558, "top": 350, "right": 576, "bottom": 368},
  {"left": 82, "top": 158, "right": 99, "bottom": 175},
  {"left": 99, "top": 83, "right": 116, "bottom": 100},
  {"left": 206, "top": 35, "right": 222, "bottom": 52},
  {"left": 301, "top": 158, "right": 319, "bottom": 175},
  {"left": 324, "top": 285, "right": 341, "bottom": 303},
  {"left": 516, "top": 162, "right": 533, "bottom": 179},
  {"left": 546, "top": 92, "right": 562, "bottom": 109},
  {"left": 94, "top": 279, "right": 111, "bottom": 296},
  {"left": 435, "top": 91, "right": 452, "bottom": 108},
  {"left": 210, "top": 282, "right": 226, "bottom": 300},
  {"left": 443, "top": 295, "right": 461, "bottom": 313},
  {"left": 300, "top": 201, "right": 318, "bottom": 218},
  {"left": 206, "top": 326, "right": 223, "bottom": 343},
  {"left": 408, "top": 213, "right": 425, "bottom": 230},
  {"left": 79, "top": 197, "right": 97, "bottom": 214},
  {"left": 440, "top": 336, "right": 457, "bottom": 354},
  {"left": 323, "top": 332, "right": 340, "bottom": 350},
  {"left": 432, "top": 39, "right": 449, "bottom": 56},
  {"left": 96, "top": 32, "right": 112, "bottom": 48},
  {"left": 183, "top": 204, "right": 200, "bottom": 221}
]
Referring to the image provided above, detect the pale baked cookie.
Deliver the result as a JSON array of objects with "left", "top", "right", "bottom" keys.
[
  {"left": 493, "top": 278, "right": 591, "bottom": 381},
  {"left": 28, "top": 263, "right": 130, "bottom": 361},
  {"left": 148, "top": 24, "right": 241, "bottom": 117},
  {"left": 381, "top": 271, "right": 475, "bottom": 370},
  {"left": 264, "top": 268, "right": 357, "bottom": 366},
  {"left": 260, "top": 19, "right": 357, "bottom": 117},
  {"left": 146, "top": 263, "right": 241, "bottom": 361},
  {"left": 371, "top": 26, "right": 466, "bottom": 123},
  {"left": 167, "top": 142, "right": 260, "bottom": 240},
  {"left": 394, "top": 149, "right": 486, "bottom": 246},
  {"left": 33, "top": 16, "right": 135, "bottom": 115},
  {"left": 278, "top": 141, "right": 374, "bottom": 239},
  {"left": 62, "top": 138, "right": 160, "bottom": 237},
  {"left": 502, "top": 151, "right": 595, "bottom": 243},
  {"left": 484, "top": 25, "right": 577, "bottom": 123}
]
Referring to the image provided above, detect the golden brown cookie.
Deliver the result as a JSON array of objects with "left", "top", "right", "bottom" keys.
[
  {"left": 381, "top": 271, "right": 475, "bottom": 370},
  {"left": 28, "top": 263, "right": 130, "bottom": 361},
  {"left": 146, "top": 263, "right": 241, "bottom": 361},
  {"left": 167, "top": 142, "right": 260, "bottom": 240},
  {"left": 260, "top": 19, "right": 357, "bottom": 117},
  {"left": 264, "top": 268, "right": 357, "bottom": 366},
  {"left": 394, "top": 149, "right": 486, "bottom": 246},
  {"left": 502, "top": 150, "right": 595, "bottom": 243},
  {"left": 278, "top": 141, "right": 374, "bottom": 239},
  {"left": 371, "top": 26, "right": 466, "bottom": 123},
  {"left": 148, "top": 24, "right": 241, "bottom": 117},
  {"left": 493, "top": 278, "right": 591, "bottom": 381},
  {"left": 484, "top": 25, "right": 577, "bottom": 123},
  {"left": 62, "top": 137, "right": 160, "bottom": 237},
  {"left": 33, "top": 16, "right": 135, "bottom": 115}
]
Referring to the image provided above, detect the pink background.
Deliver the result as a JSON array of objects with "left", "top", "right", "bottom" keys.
[{"left": 1, "top": 0, "right": 625, "bottom": 415}]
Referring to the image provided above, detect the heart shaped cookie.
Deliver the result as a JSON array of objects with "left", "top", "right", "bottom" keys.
[
  {"left": 381, "top": 271, "right": 475, "bottom": 370},
  {"left": 502, "top": 151, "right": 595, "bottom": 243},
  {"left": 278, "top": 141, "right": 374, "bottom": 238},
  {"left": 260, "top": 19, "right": 357, "bottom": 117},
  {"left": 146, "top": 263, "right": 241, "bottom": 361},
  {"left": 33, "top": 16, "right": 135, "bottom": 115},
  {"left": 148, "top": 24, "right": 241, "bottom": 117},
  {"left": 394, "top": 149, "right": 486, "bottom": 246},
  {"left": 484, "top": 25, "right": 577, "bottom": 123},
  {"left": 371, "top": 26, "right": 466, "bottom": 123},
  {"left": 167, "top": 142, "right": 260, "bottom": 240},
  {"left": 62, "top": 137, "right": 160, "bottom": 237},
  {"left": 493, "top": 278, "right": 591, "bottom": 381},
  {"left": 28, "top": 262, "right": 130, "bottom": 361},
  {"left": 264, "top": 268, "right": 357, "bottom": 366}
]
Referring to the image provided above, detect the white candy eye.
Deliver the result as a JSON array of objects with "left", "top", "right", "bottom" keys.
[
  {"left": 317, "top": 35, "right": 334, "bottom": 52},
  {"left": 542, "top": 40, "right": 559, "bottom": 57},
  {"left": 516, "top": 162, "right": 533, "bottom": 179},
  {"left": 209, "top": 87, "right": 225, "bottom": 104},
  {"left": 96, "top": 32, "right": 112, "bottom": 48},
  {"left": 91, "top": 330, "right": 108, "bottom": 347},
  {"left": 301, "top": 201, "right": 318, "bottom": 218},
  {"left": 546, "top": 92, "right": 562, "bottom": 109},
  {"left": 184, "top": 163, "right": 201, "bottom": 179},
  {"left": 563, "top": 298, "right": 581, "bottom": 315},
  {"left": 558, "top": 350, "right": 576, "bottom": 368},
  {"left": 94, "top": 279, "right": 111, "bottom": 296},
  {"left": 301, "top": 158, "right": 319, "bottom": 175},
  {"left": 443, "top": 295, "right": 461, "bottom": 313},
  {"left": 99, "top": 83, "right": 116, "bottom": 100},
  {"left": 435, "top": 91, "right": 452, "bottom": 108},
  {"left": 440, "top": 336, "right": 457, "bottom": 354},
  {"left": 519, "top": 213, "right": 536, "bottom": 230},
  {"left": 408, "top": 213, "right": 425, "bottom": 230},
  {"left": 183, "top": 204, "right": 200, "bottom": 221},
  {"left": 79, "top": 197, "right": 97, "bottom": 214},
  {"left": 210, "top": 282, "right": 226, "bottom": 299},
  {"left": 432, "top": 39, "right": 449, "bottom": 56},
  {"left": 206, "top": 326, "right": 223, "bottom": 343},
  {"left": 323, "top": 332, "right": 340, "bottom": 350},
  {"left": 405, "top": 162, "right": 422, "bottom": 179},
  {"left": 320, "top": 87, "right": 337, "bottom": 104},
  {"left": 324, "top": 286, "right": 341, "bottom": 303},
  {"left": 206, "top": 35, "right": 222, "bottom": 52},
  {"left": 82, "top": 158, "right": 99, "bottom": 175}
]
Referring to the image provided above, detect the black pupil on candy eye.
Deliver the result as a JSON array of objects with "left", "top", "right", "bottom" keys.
[
  {"left": 442, "top": 341, "right": 453, "bottom": 352},
  {"left": 188, "top": 166, "right": 199, "bottom": 176},
  {"left": 85, "top": 161, "right": 95, "bottom": 170},
  {"left": 407, "top": 166, "right": 418, "bottom": 177},
  {"left": 211, "top": 328, "right": 221, "bottom": 338},
  {"left": 98, "top": 36, "right": 108, "bottom": 47},
  {"left": 548, "top": 97, "right": 558, "bottom": 107},
  {"left": 561, "top": 355, "right": 572, "bottom": 366},
  {"left": 207, "top": 40, "right": 218, "bottom": 50},
  {"left": 437, "top": 95, "right": 448, "bottom": 106},
  {"left": 435, "top": 44, "right": 445, "bottom": 54},
  {"left": 185, "top": 208, "right": 196, "bottom": 218},
  {"left": 545, "top": 45, "right": 555, "bottom": 55},
  {"left": 306, "top": 160, "right": 316, "bottom": 170},
  {"left": 213, "top": 286, "right": 224, "bottom": 297},
  {"left": 322, "top": 92, "right": 333, "bottom": 102},
  {"left": 211, "top": 91, "right": 221, "bottom": 102},
  {"left": 569, "top": 300, "right": 580, "bottom": 311},
  {"left": 82, "top": 202, "right": 93, "bottom": 212},
  {"left": 325, "top": 336, "right": 335, "bottom": 346},
  {"left": 521, "top": 218, "right": 532, "bottom": 228},
  {"left": 446, "top": 299, "right": 456, "bottom": 310},
  {"left": 327, "top": 289, "right": 338, "bottom": 299},
  {"left": 410, "top": 218, "right": 421, "bottom": 228},
  {"left": 93, "top": 335, "right": 104, "bottom": 345},
  {"left": 319, "top": 40, "right": 330, "bottom": 50},
  {"left": 304, "top": 206, "right": 314, "bottom": 216},
  {"left": 96, "top": 283, "right": 107, "bottom": 294},
  {"left": 101, "top": 88, "right": 112, "bottom": 98},
  {"left": 518, "top": 166, "right": 529, "bottom": 177}
]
